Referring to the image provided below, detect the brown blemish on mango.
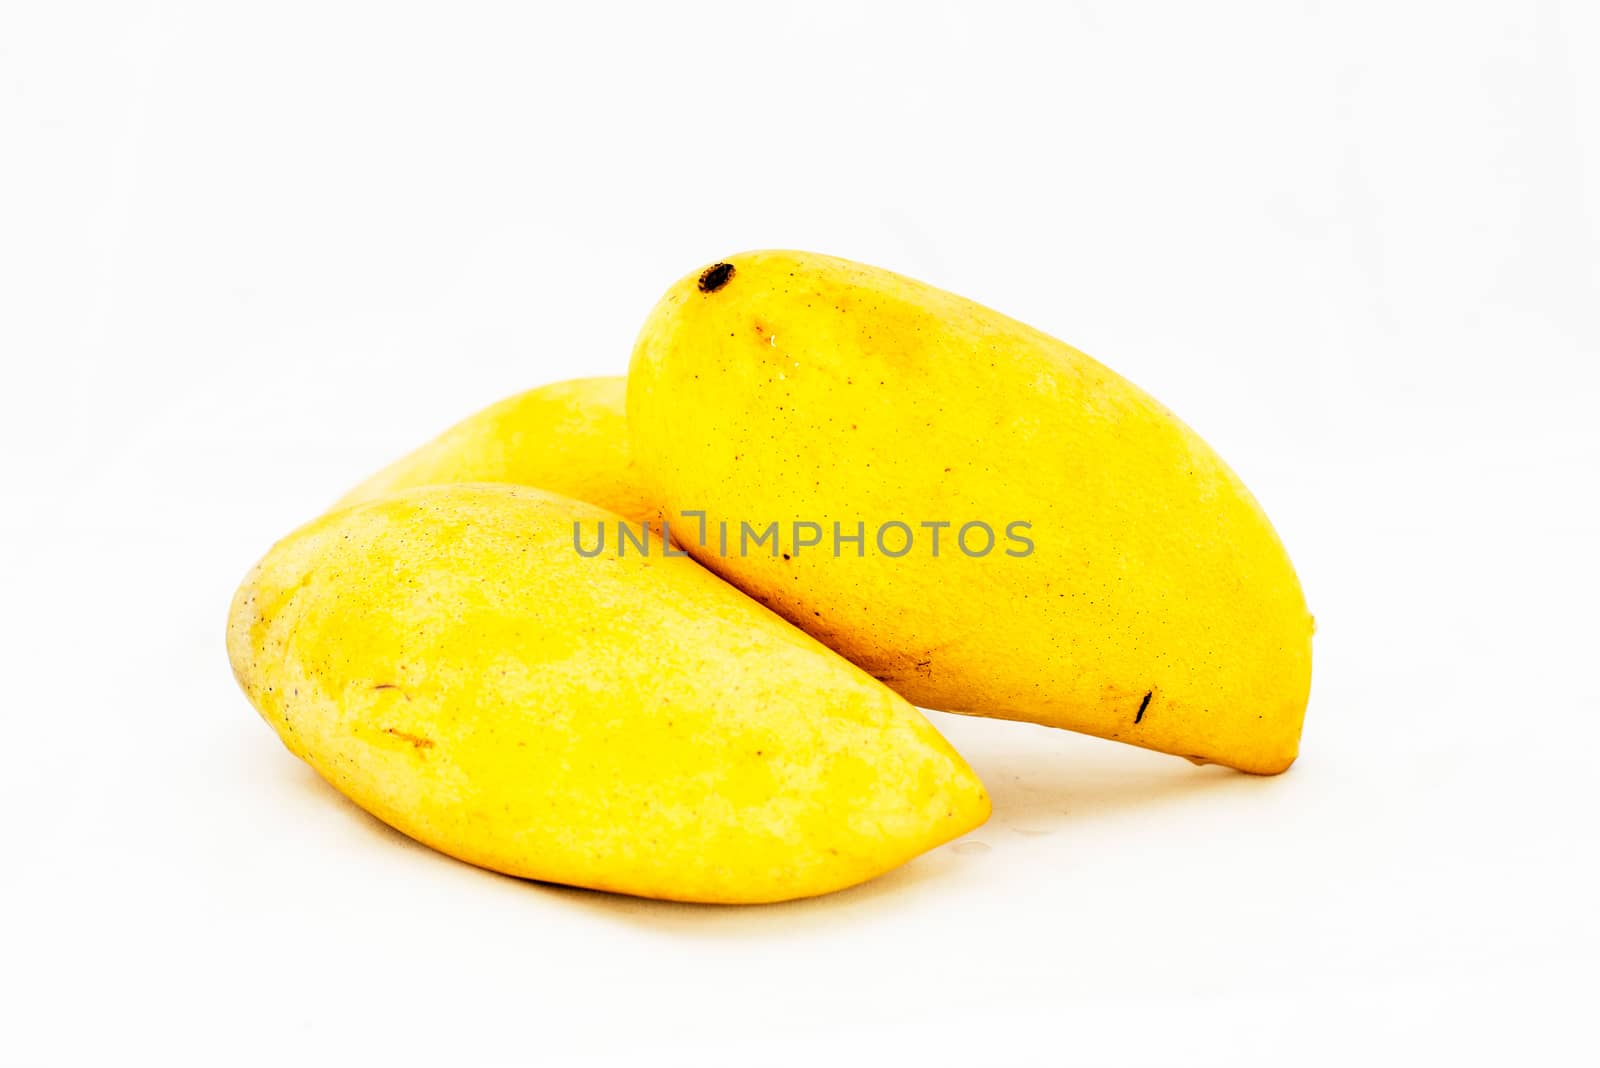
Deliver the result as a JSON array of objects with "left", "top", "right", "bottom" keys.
[{"left": 383, "top": 727, "right": 435, "bottom": 750}]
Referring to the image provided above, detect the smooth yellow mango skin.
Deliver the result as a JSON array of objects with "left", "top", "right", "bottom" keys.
[
  {"left": 335, "top": 376, "right": 655, "bottom": 522},
  {"left": 227, "top": 483, "right": 989, "bottom": 903},
  {"left": 628, "top": 251, "right": 1313, "bottom": 775}
]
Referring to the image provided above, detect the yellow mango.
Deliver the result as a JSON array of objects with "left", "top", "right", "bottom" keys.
[
  {"left": 628, "top": 251, "right": 1313, "bottom": 774},
  {"left": 226, "top": 483, "right": 988, "bottom": 903},
  {"left": 336, "top": 376, "right": 655, "bottom": 521}
]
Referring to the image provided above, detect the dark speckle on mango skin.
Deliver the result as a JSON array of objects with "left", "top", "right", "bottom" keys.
[{"left": 1134, "top": 690, "right": 1153, "bottom": 724}]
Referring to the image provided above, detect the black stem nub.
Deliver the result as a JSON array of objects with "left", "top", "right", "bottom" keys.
[{"left": 698, "top": 262, "right": 735, "bottom": 293}]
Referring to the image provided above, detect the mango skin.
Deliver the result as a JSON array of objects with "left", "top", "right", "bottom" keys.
[
  {"left": 628, "top": 251, "right": 1313, "bottom": 775},
  {"left": 335, "top": 376, "right": 655, "bottom": 522},
  {"left": 226, "top": 483, "right": 989, "bottom": 904}
]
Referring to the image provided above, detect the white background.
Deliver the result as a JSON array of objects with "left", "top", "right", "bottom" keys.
[{"left": 4, "top": 2, "right": 1597, "bottom": 1064}]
